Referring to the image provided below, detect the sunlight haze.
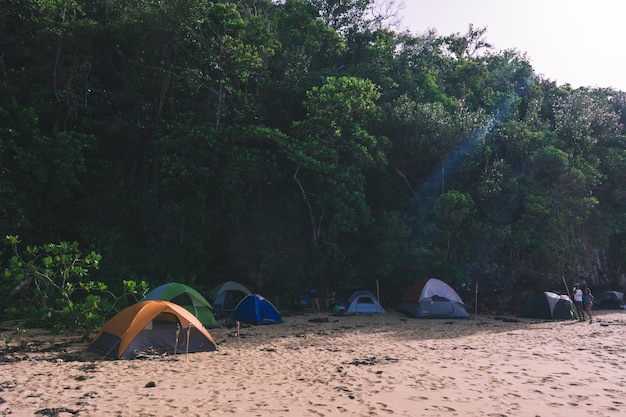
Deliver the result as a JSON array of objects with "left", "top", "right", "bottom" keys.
[{"left": 399, "top": 0, "right": 626, "bottom": 92}]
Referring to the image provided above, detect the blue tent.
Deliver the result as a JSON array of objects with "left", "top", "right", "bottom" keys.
[{"left": 233, "top": 294, "right": 282, "bottom": 325}]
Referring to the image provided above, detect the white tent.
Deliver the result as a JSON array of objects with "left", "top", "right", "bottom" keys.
[{"left": 397, "top": 278, "right": 469, "bottom": 319}]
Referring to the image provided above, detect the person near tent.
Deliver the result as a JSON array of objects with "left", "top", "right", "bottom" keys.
[
  {"left": 583, "top": 288, "right": 594, "bottom": 323},
  {"left": 309, "top": 290, "right": 320, "bottom": 312},
  {"left": 572, "top": 283, "right": 585, "bottom": 321}
]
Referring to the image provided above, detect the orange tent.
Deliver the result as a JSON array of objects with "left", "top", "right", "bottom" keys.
[{"left": 89, "top": 300, "right": 218, "bottom": 359}]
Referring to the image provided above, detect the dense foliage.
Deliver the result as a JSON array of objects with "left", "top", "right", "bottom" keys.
[{"left": 2, "top": 0, "right": 625, "bottom": 321}]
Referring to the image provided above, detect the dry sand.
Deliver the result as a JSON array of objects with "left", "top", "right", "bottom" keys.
[{"left": 1, "top": 309, "right": 625, "bottom": 416}]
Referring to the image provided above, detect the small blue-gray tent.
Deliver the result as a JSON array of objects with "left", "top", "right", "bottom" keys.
[
  {"left": 345, "top": 290, "right": 386, "bottom": 314},
  {"left": 233, "top": 294, "right": 282, "bottom": 325},
  {"left": 596, "top": 291, "right": 624, "bottom": 309}
]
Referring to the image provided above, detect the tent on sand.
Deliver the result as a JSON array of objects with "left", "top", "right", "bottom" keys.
[
  {"left": 345, "top": 290, "right": 386, "bottom": 314},
  {"left": 596, "top": 290, "right": 624, "bottom": 309},
  {"left": 210, "top": 281, "right": 252, "bottom": 313},
  {"left": 233, "top": 294, "right": 282, "bottom": 325},
  {"left": 142, "top": 282, "right": 219, "bottom": 328},
  {"left": 397, "top": 278, "right": 469, "bottom": 319},
  {"left": 518, "top": 291, "right": 574, "bottom": 320},
  {"left": 89, "top": 300, "right": 218, "bottom": 359}
]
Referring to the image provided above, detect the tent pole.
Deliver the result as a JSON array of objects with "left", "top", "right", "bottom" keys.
[
  {"left": 563, "top": 276, "right": 577, "bottom": 320},
  {"left": 236, "top": 320, "right": 240, "bottom": 355},
  {"left": 474, "top": 283, "right": 478, "bottom": 316},
  {"left": 562, "top": 276, "right": 572, "bottom": 299},
  {"left": 174, "top": 323, "right": 180, "bottom": 355},
  {"left": 186, "top": 324, "right": 191, "bottom": 361}
]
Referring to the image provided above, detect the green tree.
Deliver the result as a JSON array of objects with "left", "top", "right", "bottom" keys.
[
  {"left": 309, "top": 0, "right": 373, "bottom": 33},
  {"left": 433, "top": 190, "right": 478, "bottom": 265},
  {"left": 262, "top": 0, "right": 346, "bottom": 129},
  {"left": 0, "top": 105, "right": 94, "bottom": 237},
  {"left": 2, "top": 235, "right": 148, "bottom": 337},
  {"left": 287, "top": 76, "right": 387, "bottom": 246}
]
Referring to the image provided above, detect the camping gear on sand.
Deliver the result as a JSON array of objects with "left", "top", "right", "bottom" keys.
[
  {"left": 398, "top": 278, "right": 469, "bottom": 319},
  {"left": 345, "top": 290, "right": 386, "bottom": 314},
  {"left": 142, "top": 282, "right": 219, "bottom": 328},
  {"left": 89, "top": 300, "right": 218, "bottom": 359},
  {"left": 210, "top": 281, "right": 253, "bottom": 312},
  {"left": 233, "top": 294, "right": 283, "bottom": 325}
]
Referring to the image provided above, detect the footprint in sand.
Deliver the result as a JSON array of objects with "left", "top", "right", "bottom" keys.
[
  {"left": 428, "top": 405, "right": 456, "bottom": 412},
  {"left": 376, "top": 402, "right": 393, "bottom": 414},
  {"left": 80, "top": 391, "right": 99, "bottom": 399},
  {"left": 407, "top": 396, "right": 429, "bottom": 401}
]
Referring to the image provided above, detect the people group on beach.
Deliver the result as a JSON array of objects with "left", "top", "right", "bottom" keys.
[{"left": 297, "top": 289, "right": 343, "bottom": 313}]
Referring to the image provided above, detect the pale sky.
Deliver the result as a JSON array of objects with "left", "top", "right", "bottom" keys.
[{"left": 398, "top": 0, "right": 626, "bottom": 92}]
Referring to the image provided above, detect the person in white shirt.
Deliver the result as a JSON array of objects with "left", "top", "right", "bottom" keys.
[{"left": 572, "top": 283, "right": 585, "bottom": 321}]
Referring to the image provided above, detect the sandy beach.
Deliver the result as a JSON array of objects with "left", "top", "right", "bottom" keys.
[{"left": 1, "top": 309, "right": 625, "bottom": 416}]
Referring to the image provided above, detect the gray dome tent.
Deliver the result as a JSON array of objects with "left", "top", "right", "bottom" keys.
[
  {"left": 518, "top": 291, "right": 574, "bottom": 320},
  {"left": 345, "top": 290, "right": 386, "bottom": 314},
  {"left": 397, "top": 278, "right": 469, "bottom": 319},
  {"left": 596, "top": 291, "right": 624, "bottom": 309},
  {"left": 210, "top": 281, "right": 252, "bottom": 313}
]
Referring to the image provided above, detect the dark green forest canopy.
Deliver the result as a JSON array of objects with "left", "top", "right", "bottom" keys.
[{"left": 2, "top": 0, "right": 625, "bottom": 317}]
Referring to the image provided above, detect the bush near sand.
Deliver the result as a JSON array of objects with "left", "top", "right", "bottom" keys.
[{"left": 1, "top": 310, "right": 625, "bottom": 416}]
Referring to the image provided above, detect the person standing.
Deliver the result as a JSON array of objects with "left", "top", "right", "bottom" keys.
[
  {"left": 583, "top": 287, "right": 594, "bottom": 323},
  {"left": 309, "top": 289, "right": 320, "bottom": 312},
  {"left": 324, "top": 291, "right": 337, "bottom": 312},
  {"left": 572, "top": 283, "right": 585, "bottom": 321}
]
